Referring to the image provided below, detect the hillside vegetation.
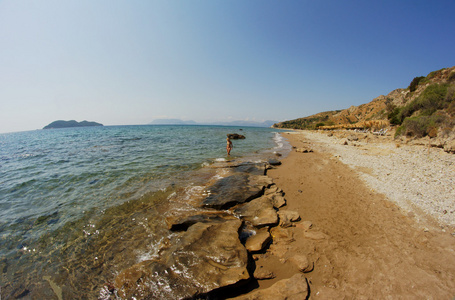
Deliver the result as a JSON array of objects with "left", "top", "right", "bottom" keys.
[{"left": 274, "top": 66, "right": 455, "bottom": 139}]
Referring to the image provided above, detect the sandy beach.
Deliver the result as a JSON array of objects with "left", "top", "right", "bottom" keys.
[{"left": 243, "top": 130, "right": 455, "bottom": 299}]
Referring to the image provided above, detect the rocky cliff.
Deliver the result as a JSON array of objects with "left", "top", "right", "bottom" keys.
[{"left": 274, "top": 66, "right": 455, "bottom": 134}]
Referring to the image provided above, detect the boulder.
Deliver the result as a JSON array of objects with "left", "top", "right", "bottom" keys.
[
  {"left": 234, "top": 273, "right": 309, "bottom": 300},
  {"left": 264, "top": 184, "right": 281, "bottom": 195},
  {"left": 234, "top": 196, "right": 278, "bottom": 228},
  {"left": 290, "top": 254, "right": 313, "bottom": 273},
  {"left": 295, "top": 148, "right": 313, "bottom": 153},
  {"left": 267, "top": 193, "right": 286, "bottom": 208},
  {"left": 202, "top": 174, "right": 265, "bottom": 209},
  {"left": 253, "top": 267, "right": 275, "bottom": 280},
  {"left": 114, "top": 219, "right": 249, "bottom": 299},
  {"left": 277, "top": 210, "right": 301, "bottom": 227},
  {"left": 245, "top": 228, "right": 272, "bottom": 252},
  {"left": 444, "top": 140, "right": 455, "bottom": 153},
  {"left": 227, "top": 133, "right": 246, "bottom": 139},
  {"left": 267, "top": 158, "right": 282, "bottom": 166}
]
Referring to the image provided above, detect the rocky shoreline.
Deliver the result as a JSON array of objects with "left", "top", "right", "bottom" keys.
[
  {"left": 102, "top": 129, "right": 455, "bottom": 299},
  {"left": 107, "top": 159, "right": 311, "bottom": 299}
]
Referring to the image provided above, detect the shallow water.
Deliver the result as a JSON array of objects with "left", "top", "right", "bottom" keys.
[{"left": 0, "top": 125, "right": 290, "bottom": 298}]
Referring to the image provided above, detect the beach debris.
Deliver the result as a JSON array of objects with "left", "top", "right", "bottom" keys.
[{"left": 234, "top": 273, "right": 309, "bottom": 300}]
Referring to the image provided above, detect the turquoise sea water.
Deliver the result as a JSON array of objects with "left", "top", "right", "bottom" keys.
[{"left": 0, "top": 125, "right": 289, "bottom": 298}]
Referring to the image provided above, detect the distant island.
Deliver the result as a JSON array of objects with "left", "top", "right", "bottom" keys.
[{"left": 43, "top": 120, "right": 103, "bottom": 129}]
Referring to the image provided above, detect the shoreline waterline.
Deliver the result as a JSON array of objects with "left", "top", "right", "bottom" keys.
[{"left": 0, "top": 125, "right": 291, "bottom": 298}]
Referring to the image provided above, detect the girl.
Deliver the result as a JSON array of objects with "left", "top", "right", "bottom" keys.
[{"left": 226, "top": 137, "right": 233, "bottom": 155}]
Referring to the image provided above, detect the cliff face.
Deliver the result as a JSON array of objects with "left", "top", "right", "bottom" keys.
[{"left": 274, "top": 66, "right": 455, "bottom": 131}]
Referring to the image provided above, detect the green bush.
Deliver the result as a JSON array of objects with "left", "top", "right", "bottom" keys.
[
  {"left": 409, "top": 76, "right": 425, "bottom": 92},
  {"left": 399, "top": 114, "right": 447, "bottom": 138},
  {"left": 448, "top": 71, "right": 455, "bottom": 82}
]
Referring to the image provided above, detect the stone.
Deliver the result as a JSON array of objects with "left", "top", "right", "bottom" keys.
[
  {"left": 253, "top": 267, "right": 275, "bottom": 280},
  {"left": 267, "top": 193, "right": 286, "bottom": 209},
  {"left": 234, "top": 273, "right": 309, "bottom": 300},
  {"left": 341, "top": 139, "right": 349, "bottom": 145},
  {"left": 267, "top": 158, "right": 282, "bottom": 166},
  {"left": 303, "top": 231, "right": 328, "bottom": 240},
  {"left": 245, "top": 228, "right": 272, "bottom": 252},
  {"left": 277, "top": 210, "right": 301, "bottom": 227},
  {"left": 114, "top": 219, "right": 249, "bottom": 299},
  {"left": 444, "top": 140, "right": 455, "bottom": 153},
  {"left": 290, "top": 254, "right": 313, "bottom": 273},
  {"left": 296, "top": 220, "right": 313, "bottom": 231},
  {"left": 234, "top": 196, "right": 278, "bottom": 228},
  {"left": 227, "top": 133, "right": 246, "bottom": 139},
  {"left": 202, "top": 174, "right": 264, "bottom": 209},
  {"left": 270, "top": 227, "right": 294, "bottom": 244},
  {"left": 264, "top": 184, "right": 282, "bottom": 196},
  {"left": 166, "top": 211, "right": 236, "bottom": 231},
  {"left": 347, "top": 134, "right": 359, "bottom": 141},
  {"left": 234, "top": 163, "right": 267, "bottom": 176},
  {"left": 295, "top": 147, "right": 313, "bottom": 153}
]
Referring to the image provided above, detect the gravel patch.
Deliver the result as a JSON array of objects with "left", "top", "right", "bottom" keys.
[{"left": 295, "top": 131, "right": 455, "bottom": 229}]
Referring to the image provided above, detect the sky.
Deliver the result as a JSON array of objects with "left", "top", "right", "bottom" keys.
[{"left": 1, "top": 0, "right": 454, "bottom": 133}]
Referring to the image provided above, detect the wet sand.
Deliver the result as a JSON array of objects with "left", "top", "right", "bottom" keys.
[{"left": 250, "top": 131, "right": 455, "bottom": 299}]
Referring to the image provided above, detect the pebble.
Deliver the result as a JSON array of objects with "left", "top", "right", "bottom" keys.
[{"left": 300, "top": 131, "right": 455, "bottom": 227}]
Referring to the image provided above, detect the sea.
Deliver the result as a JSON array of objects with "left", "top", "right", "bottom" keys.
[{"left": 0, "top": 125, "right": 290, "bottom": 299}]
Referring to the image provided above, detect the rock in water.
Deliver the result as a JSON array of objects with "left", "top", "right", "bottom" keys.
[
  {"left": 114, "top": 219, "right": 249, "bottom": 299},
  {"left": 202, "top": 174, "right": 265, "bottom": 209},
  {"left": 227, "top": 133, "right": 246, "bottom": 139}
]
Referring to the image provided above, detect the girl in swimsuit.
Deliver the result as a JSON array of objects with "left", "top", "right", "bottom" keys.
[{"left": 226, "top": 137, "right": 233, "bottom": 155}]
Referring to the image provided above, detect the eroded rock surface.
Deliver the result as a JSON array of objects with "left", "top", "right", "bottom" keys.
[{"left": 114, "top": 219, "right": 249, "bottom": 299}]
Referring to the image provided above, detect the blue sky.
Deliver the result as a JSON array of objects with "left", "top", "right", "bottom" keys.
[{"left": 1, "top": 0, "right": 454, "bottom": 133}]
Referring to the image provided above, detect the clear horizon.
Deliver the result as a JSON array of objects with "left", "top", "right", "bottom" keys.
[{"left": 1, "top": 1, "right": 454, "bottom": 134}]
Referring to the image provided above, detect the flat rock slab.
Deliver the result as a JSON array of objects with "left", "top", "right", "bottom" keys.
[
  {"left": 233, "top": 162, "right": 267, "bottom": 175},
  {"left": 234, "top": 196, "right": 278, "bottom": 227},
  {"left": 114, "top": 219, "right": 249, "bottom": 299},
  {"left": 278, "top": 210, "right": 301, "bottom": 227},
  {"left": 234, "top": 273, "right": 309, "bottom": 300},
  {"left": 245, "top": 228, "right": 272, "bottom": 252},
  {"left": 202, "top": 174, "right": 268, "bottom": 209},
  {"left": 166, "top": 211, "right": 237, "bottom": 231}
]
